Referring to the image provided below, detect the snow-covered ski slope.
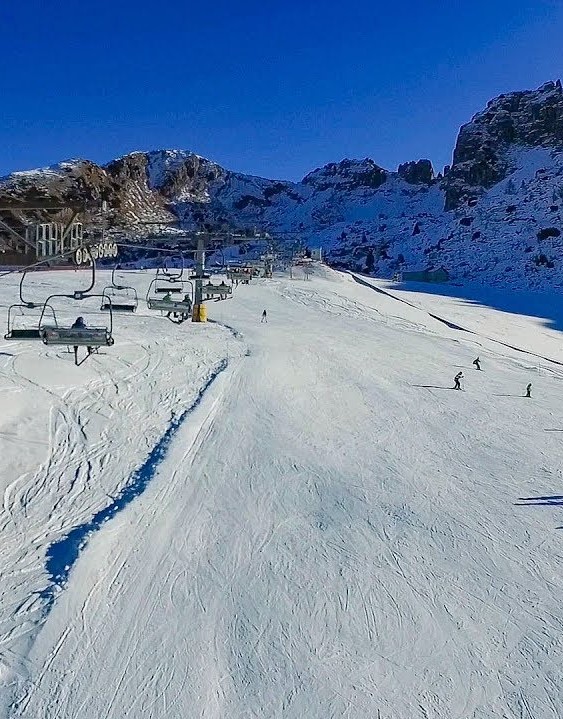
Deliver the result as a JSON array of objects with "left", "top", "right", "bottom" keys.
[{"left": 1, "top": 266, "right": 563, "bottom": 718}]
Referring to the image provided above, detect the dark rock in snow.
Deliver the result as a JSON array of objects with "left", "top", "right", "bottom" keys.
[
  {"left": 537, "top": 227, "right": 561, "bottom": 240},
  {"left": 397, "top": 159, "right": 434, "bottom": 184}
]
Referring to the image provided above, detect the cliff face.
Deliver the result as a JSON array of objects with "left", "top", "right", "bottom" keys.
[
  {"left": 1, "top": 81, "right": 563, "bottom": 290},
  {"left": 444, "top": 81, "right": 563, "bottom": 210}
]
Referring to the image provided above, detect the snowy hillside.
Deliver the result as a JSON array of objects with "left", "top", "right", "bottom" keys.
[
  {"left": 1, "top": 81, "right": 563, "bottom": 289},
  {"left": 325, "top": 146, "right": 563, "bottom": 291},
  {"left": 1, "top": 266, "right": 563, "bottom": 717}
]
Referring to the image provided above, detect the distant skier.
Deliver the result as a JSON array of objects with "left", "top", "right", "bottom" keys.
[
  {"left": 261, "top": 309, "right": 267, "bottom": 323},
  {"left": 525, "top": 382, "right": 532, "bottom": 398},
  {"left": 472, "top": 357, "right": 481, "bottom": 371},
  {"left": 454, "top": 371, "right": 463, "bottom": 390}
]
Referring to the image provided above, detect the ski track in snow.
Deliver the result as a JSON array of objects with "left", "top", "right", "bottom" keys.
[{"left": 0, "top": 267, "right": 563, "bottom": 717}]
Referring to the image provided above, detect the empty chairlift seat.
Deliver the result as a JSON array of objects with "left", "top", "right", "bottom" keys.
[
  {"left": 101, "top": 289, "right": 138, "bottom": 312},
  {"left": 101, "top": 298, "right": 136, "bottom": 312},
  {"left": 4, "top": 302, "right": 58, "bottom": 341},
  {"left": 101, "top": 269, "right": 139, "bottom": 312},
  {"left": 5, "top": 328, "right": 43, "bottom": 340}
]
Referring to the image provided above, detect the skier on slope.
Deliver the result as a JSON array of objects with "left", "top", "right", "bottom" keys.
[
  {"left": 472, "top": 357, "right": 481, "bottom": 371},
  {"left": 261, "top": 309, "right": 267, "bottom": 323},
  {"left": 525, "top": 382, "right": 532, "bottom": 398},
  {"left": 454, "top": 371, "right": 463, "bottom": 390}
]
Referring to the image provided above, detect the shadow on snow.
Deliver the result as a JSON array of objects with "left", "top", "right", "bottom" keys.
[
  {"left": 516, "top": 495, "right": 563, "bottom": 505},
  {"left": 387, "top": 279, "right": 563, "bottom": 335},
  {"left": 39, "top": 358, "right": 229, "bottom": 612},
  {"left": 515, "top": 495, "right": 563, "bottom": 529}
]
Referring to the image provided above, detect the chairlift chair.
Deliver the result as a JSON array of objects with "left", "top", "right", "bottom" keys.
[
  {"left": 5, "top": 302, "right": 58, "bottom": 340},
  {"left": 101, "top": 268, "right": 138, "bottom": 312},
  {"left": 156, "top": 255, "right": 184, "bottom": 282},
  {"left": 39, "top": 257, "right": 115, "bottom": 366},
  {"left": 4, "top": 269, "right": 59, "bottom": 340},
  {"left": 202, "top": 282, "right": 233, "bottom": 301},
  {"left": 146, "top": 278, "right": 194, "bottom": 324}
]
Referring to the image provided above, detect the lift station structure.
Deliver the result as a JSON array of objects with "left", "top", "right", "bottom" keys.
[{"left": 0, "top": 199, "right": 87, "bottom": 265}]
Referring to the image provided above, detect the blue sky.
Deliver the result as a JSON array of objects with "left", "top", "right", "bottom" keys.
[{"left": 1, "top": 0, "right": 562, "bottom": 180}]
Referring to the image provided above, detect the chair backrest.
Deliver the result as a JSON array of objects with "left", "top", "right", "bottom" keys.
[
  {"left": 147, "top": 298, "right": 191, "bottom": 311},
  {"left": 102, "top": 301, "right": 136, "bottom": 312},
  {"left": 155, "top": 286, "right": 183, "bottom": 294},
  {"left": 42, "top": 327, "right": 112, "bottom": 347},
  {"left": 203, "top": 284, "right": 232, "bottom": 295}
]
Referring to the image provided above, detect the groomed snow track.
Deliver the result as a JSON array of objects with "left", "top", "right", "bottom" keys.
[{"left": 0, "top": 266, "right": 562, "bottom": 718}]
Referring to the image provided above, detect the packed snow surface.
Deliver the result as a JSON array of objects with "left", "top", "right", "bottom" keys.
[{"left": 0, "top": 266, "right": 563, "bottom": 718}]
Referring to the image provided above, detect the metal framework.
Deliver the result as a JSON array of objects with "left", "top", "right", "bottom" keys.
[{"left": 0, "top": 200, "right": 87, "bottom": 261}]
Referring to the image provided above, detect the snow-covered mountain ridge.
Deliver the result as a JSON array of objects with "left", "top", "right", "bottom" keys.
[{"left": 2, "top": 81, "right": 563, "bottom": 290}]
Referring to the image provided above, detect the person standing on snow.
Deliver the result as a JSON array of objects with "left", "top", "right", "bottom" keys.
[
  {"left": 261, "top": 309, "right": 267, "bottom": 323},
  {"left": 472, "top": 357, "right": 481, "bottom": 371},
  {"left": 454, "top": 371, "right": 463, "bottom": 390},
  {"left": 525, "top": 382, "right": 532, "bottom": 398}
]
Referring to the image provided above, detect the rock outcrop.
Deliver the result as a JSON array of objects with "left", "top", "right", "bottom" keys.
[
  {"left": 445, "top": 80, "right": 563, "bottom": 209},
  {"left": 397, "top": 159, "right": 434, "bottom": 184},
  {"left": 302, "top": 158, "right": 387, "bottom": 191}
]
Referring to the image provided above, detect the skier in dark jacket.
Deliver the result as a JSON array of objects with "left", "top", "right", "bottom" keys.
[
  {"left": 71, "top": 317, "right": 92, "bottom": 359},
  {"left": 454, "top": 371, "right": 463, "bottom": 390},
  {"left": 261, "top": 309, "right": 267, "bottom": 323},
  {"left": 71, "top": 316, "right": 86, "bottom": 329},
  {"left": 525, "top": 382, "right": 532, "bottom": 398},
  {"left": 472, "top": 357, "right": 481, "bottom": 371}
]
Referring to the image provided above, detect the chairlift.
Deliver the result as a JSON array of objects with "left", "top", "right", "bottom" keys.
[
  {"left": 227, "top": 267, "right": 252, "bottom": 285},
  {"left": 100, "top": 267, "right": 138, "bottom": 312},
  {"left": 5, "top": 303, "right": 58, "bottom": 340},
  {"left": 39, "top": 255, "right": 115, "bottom": 366},
  {"left": 146, "top": 278, "right": 194, "bottom": 324},
  {"left": 156, "top": 254, "right": 184, "bottom": 282},
  {"left": 4, "top": 270, "right": 59, "bottom": 340},
  {"left": 202, "top": 281, "right": 233, "bottom": 300}
]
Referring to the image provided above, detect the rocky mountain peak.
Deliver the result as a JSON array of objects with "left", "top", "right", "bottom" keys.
[
  {"left": 445, "top": 80, "right": 563, "bottom": 209},
  {"left": 302, "top": 158, "right": 387, "bottom": 191},
  {"left": 2, "top": 80, "right": 563, "bottom": 291}
]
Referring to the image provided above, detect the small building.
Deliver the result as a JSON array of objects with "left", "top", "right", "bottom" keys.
[{"left": 402, "top": 266, "right": 450, "bottom": 283}]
